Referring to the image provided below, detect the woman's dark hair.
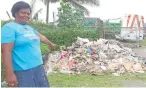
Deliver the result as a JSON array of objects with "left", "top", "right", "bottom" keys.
[{"left": 11, "top": 1, "right": 31, "bottom": 17}]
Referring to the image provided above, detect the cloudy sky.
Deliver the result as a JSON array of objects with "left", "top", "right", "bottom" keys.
[{"left": 0, "top": 0, "right": 146, "bottom": 22}]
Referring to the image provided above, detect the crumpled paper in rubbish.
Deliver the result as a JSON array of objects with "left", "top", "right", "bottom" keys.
[{"left": 43, "top": 37, "right": 146, "bottom": 75}]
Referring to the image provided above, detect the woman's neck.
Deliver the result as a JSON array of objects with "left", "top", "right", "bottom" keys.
[{"left": 14, "top": 20, "right": 26, "bottom": 25}]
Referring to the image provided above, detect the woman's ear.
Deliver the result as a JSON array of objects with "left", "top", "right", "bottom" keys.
[
  {"left": 14, "top": 13, "right": 17, "bottom": 17},
  {"left": 15, "top": 12, "right": 19, "bottom": 17}
]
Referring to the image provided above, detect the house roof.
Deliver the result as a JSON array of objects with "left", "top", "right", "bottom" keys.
[{"left": 84, "top": 17, "right": 102, "bottom": 21}]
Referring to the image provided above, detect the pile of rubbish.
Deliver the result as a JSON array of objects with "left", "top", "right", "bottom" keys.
[{"left": 43, "top": 37, "right": 146, "bottom": 76}]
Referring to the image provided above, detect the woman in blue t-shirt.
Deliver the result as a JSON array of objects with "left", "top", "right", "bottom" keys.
[{"left": 1, "top": 1, "right": 56, "bottom": 87}]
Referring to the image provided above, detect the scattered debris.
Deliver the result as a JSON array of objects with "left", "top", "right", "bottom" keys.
[{"left": 43, "top": 37, "right": 146, "bottom": 75}]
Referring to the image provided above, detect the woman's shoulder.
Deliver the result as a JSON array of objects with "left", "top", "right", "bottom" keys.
[
  {"left": 2, "top": 21, "right": 16, "bottom": 28},
  {"left": 2, "top": 21, "right": 23, "bottom": 31}
]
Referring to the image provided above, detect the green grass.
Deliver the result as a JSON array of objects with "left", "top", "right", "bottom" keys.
[
  {"left": 48, "top": 73, "right": 146, "bottom": 87},
  {"left": 140, "top": 39, "right": 146, "bottom": 46}
]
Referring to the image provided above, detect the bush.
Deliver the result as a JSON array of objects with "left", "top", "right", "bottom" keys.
[
  {"left": 28, "top": 20, "right": 56, "bottom": 31},
  {"left": 42, "top": 29, "right": 99, "bottom": 46},
  {"left": 1, "top": 63, "right": 5, "bottom": 82}
]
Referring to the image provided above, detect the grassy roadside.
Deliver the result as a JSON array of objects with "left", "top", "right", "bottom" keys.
[
  {"left": 48, "top": 73, "right": 146, "bottom": 87},
  {"left": 140, "top": 39, "right": 146, "bottom": 47}
]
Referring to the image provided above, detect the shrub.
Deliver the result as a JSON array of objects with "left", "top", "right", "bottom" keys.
[{"left": 42, "top": 29, "right": 99, "bottom": 46}]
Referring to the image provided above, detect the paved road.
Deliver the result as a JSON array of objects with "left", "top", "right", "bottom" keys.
[
  {"left": 133, "top": 47, "right": 146, "bottom": 58},
  {"left": 121, "top": 42, "right": 146, "bottom": 58},
  {"left": 122, "top": 80, "right": 146, "bottom": 87}
]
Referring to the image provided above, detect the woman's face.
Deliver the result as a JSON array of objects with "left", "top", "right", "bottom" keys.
[{"left": 15, "top": 8, "right": 31, "bottom": 24}]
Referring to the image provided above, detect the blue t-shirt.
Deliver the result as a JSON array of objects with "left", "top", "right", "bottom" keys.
[{"left": 1, "top": 22, "right": 43, "bottom": 71}]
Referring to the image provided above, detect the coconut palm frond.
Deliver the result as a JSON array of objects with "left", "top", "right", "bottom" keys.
[
  {"left": 33, "top": 8, "right": 43, "bottom": 20},
  {"left": 70, "top": 0, "right": 89, "bottom": 15},
  {"left": 75, "top": 0, "right": 99, "bottom": 6}
]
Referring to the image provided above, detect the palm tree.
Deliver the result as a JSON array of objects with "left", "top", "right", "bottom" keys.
[
  {"left": 30, "top": 0, "right": 42, "bottom": 20},
  {"left": 6, "top": 11, "right": 11, "bottom": 19},
  {"left": 31, "top": 0, "right": 100, "bottom": 23},
  {"left": 32, "top": 8, "right": 43, "bottom": 20}
]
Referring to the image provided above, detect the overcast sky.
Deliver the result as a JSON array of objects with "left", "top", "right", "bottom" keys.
[{"left": 0, "top": 0, "right": 146, "bottom": 22}]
